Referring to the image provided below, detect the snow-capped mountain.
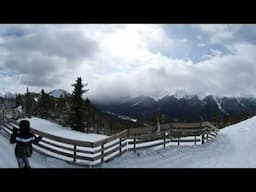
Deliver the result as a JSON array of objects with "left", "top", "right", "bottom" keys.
[
  {"left": 169, "top": 90, "right": 209, "bottom": 100},
  {"left": 49, "top": 89, "right": 71, "bottom": 98},
  {"left": 95, "top": 92, "right": 256, "bottom": 125},
  {"left": 173, "top": 90, "right": 195, "bottom": 100},
  {"left": 0, "top": 88, "right": 17, "bottom": 98}
]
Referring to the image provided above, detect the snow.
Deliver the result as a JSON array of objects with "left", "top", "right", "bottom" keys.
[
  {"left": 0, "top": 131, "right": 79, "bottom": 168},
  {"left": 172, "top": 90, "right": 197, "bottom": 100},
  {"left": 173, "top": 90, "right": 189, "bottom": 99},
  {"left": 131, "top": 97, "right": 145, "bottom": 107},
  {"left": 193, "top": 91, "right": 204, "bottom": 100},
  {"left": 16, "top": 105, "right": 23, "bottom": 113},
  {"left": 49, "top": 89, "right": 71, "bottom": 98},
  {"left": 117, "top": 115, "right": 137, "bottom": 123},
  {"left": 236, "top": 97, "right": 245, "bottom": 107},
  {"left": 18, "top": 116, "right": 108, "bottom": 142},
  {"left": 102, "top": 116, "right": 256, "bottom": 168},
  {"left": 3, "top": 115, "right": 256, "bottom": 167},
  {"left": 212, "top": 96, "right": 226, "bottom": 113},
  {"left": 0, "top": 88, "right": 17, "bottom": 98},
  {"left": 34, "top": 97, "right": 39, "bottom": 102},
  {"left": 104, "top": 111, "right": 137, "bottom": 123}
]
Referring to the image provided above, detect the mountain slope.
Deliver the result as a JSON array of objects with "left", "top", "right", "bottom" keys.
[
  {"left": 95, "top": 93, "right": 256, "bottom": 125},
  {"left": 49, "top": 89, "right": 71, "bottom": 98}
]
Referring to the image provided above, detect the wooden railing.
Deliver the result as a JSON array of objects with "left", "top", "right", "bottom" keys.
[
  {"left": 0, "top": 118, "right": 218, "bottom": 167},
  {"left": 0, "top": 119, "right": 128, "bottom": 167},
  {"left": 126, "top": 122, "right": 219, "bottom": 151}
]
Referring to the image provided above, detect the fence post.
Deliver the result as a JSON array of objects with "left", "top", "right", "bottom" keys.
[
  {"left": 194, "top": 135, "right": 196, "bottom": 145},
  {"left": 163, "top": 133, "right": 166, "bottom": 148},
  {"left": 133, "top": 135, "right": 136, "bottom": 152},
  {"left": 73, "top": 145, "right": 77, "bottom": 163},
  {"left": 207, "top": 133, "right": 209, "bottom": 142},
  {"left": 119, "top": 137, "right": 122, "bottom": 153},
  {"left": 101, "top": 144, "right": 104, "bottom": 162},
  {"left": 202, "top": 134, "right": 204, "bottom": 144},
  {"left": 178, "top": 136, "right": 180, "bottom": 146}
]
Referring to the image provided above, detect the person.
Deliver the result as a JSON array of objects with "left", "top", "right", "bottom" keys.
[{"left": 10, "top": 120, "right": 42, "bottom": 168}]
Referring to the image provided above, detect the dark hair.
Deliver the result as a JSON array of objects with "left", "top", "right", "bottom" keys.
[{"left": 19, "top": 120, "right": 30, "bottom": 137}]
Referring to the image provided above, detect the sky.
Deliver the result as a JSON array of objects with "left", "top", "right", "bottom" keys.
[{"left": 0, "top": 24, "right": 256, "bottom": 101}]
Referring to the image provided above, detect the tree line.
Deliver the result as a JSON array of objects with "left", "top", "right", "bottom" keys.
[{"left": 15, "top": 77, "right": 137, "bottom": 134}]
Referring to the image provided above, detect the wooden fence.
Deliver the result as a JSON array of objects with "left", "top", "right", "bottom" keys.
[{"left": 0, "top": 118, "right": 218, "bottom": 167}]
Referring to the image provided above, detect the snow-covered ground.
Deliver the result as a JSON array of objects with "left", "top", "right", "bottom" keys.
[
  {"left": 2, "top": 116, "right": 256, "bottom": 168},
  {"left": 0, "top": 132, "right": 79, "bottom": 168},
  {"left": 102, "top": 116, "right": 256, "bottom": 168},
  {"left": 17, "top": 117, "right": 108, "bottom": 142}
]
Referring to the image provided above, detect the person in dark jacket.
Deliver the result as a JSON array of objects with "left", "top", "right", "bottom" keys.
[{"left": 10, "top": 120, "right": 42, "bottom": 168}]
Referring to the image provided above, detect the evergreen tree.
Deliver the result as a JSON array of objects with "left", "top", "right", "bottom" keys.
[
  {"left": 56, "top": 94, "right": 66, "bottom": 116},
  {"left": 69, "top": 77, "right": 88, "bottom": 132},
  {"left": 151, "top": 111, "right": 158, "bottom": 126},
  {"left": 37, "top": 89, "right": 51, "bottom": 118},
  {"left": 25, "top": 88, "right": 33, "bottom": 118},
  {"left": 15, "top": 94, "right": 23, "bottom": 107}
]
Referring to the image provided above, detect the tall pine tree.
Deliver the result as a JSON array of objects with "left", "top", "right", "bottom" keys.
[
  {"left": 37, "top": 89, "right": 51, "bottom": 118},
  {"left": 15, "top": 94, "right": 23, "bottom": 108},
  {"left": 69, "top": 77, "right": 88, "bottom": 132},
  {"left": 25, "top": 88, "right": 33, "bottom": 118}
]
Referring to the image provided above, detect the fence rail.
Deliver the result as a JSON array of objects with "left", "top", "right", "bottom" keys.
[{"left": 0, "top": 118, "right": 218, "bottom": 167}]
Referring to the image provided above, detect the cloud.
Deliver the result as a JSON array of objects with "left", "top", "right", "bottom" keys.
[
  {"left": 2, "top": 30, "right": 97, "bottom": 61},
  {"left": 0, "top": 26, "right": 98, "bottom": 89},
  {"left": 0, "top": 24, "right": 256, "bottom": 101},
  {"left": 194, "top": 24, "right": 242, "bottom": 43},
  {"left": 89, "top": 41, "right": 256, "bottom": 101}
]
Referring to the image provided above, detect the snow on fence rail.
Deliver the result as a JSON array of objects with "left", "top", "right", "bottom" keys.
[
  {"left": 0, "top": 118, "right": 218, "bottom": 167},
  {"left": 127, "top": 122, "right": 218, "bottom": 151}
]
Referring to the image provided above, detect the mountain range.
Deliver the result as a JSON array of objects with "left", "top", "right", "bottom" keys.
[
  {"left": 0, "top": 88, "right": 72, "bottom": 99},
  {"left": 2, "top": 87, "right": 256, "bottom": 127},
  {"left": 93, "top": 91, "right": 256, "bottom": 126}
]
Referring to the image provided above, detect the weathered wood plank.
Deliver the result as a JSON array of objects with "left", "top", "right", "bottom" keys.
[
  {"left": 135, "top": 141, "right": 164, "bottom": 150},
  {"left": 6, "top": 119, "right": 95, "bottom": 147},
  {"left": 171, "top": 139, "right": 201, "bottom": 142},
  {"left": 93, "top": 139, "right": 125, "bottom": 154},
  {"left": 93, "top": 130, "right": 127, "bottom": 147},
  {"left": 170, "top": 123, "right": 202, "bottom": 129},
  {"left": 135, "top": 136, "right": 164, "bottom": 144},
  {"left": 93, "top": 142, "right": 126, "bottom": 161},
  {"left": 33, "top": 129, "right": 94, "bottom": 147},
  {"left": 35, "top": 143, "right": 74, "bottom": 158},
  {"left": 40, "top": 139, "right": 74, "bottom": 152},
  {"left": 128, "top": 126, "right": 155, "bottom": 135}
]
